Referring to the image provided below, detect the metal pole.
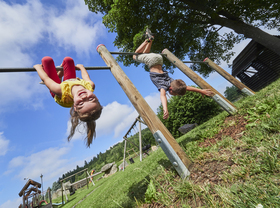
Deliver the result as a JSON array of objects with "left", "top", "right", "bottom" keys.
[
  {"left": 110, "top": 52, "right": 167, "bottom": 56},
  {"left": 0, "top": 66, "right": 110, "bottom": 73},
  {"left": 183, "top": 61, "right": 208, "bottom": 64},
  {"left": 139, "top": 120, "right": 142, "bottom": 162},
  {"left": 40, "top": 174, "right": 43, "bottom": 200}
]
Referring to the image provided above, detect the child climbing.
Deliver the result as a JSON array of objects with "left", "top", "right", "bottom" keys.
[
  {"left": 133, "top": 28, "right": 214, "bottom": 120},
  {"left": 34, "top": 56, "right": 102, "bottom": 147}
]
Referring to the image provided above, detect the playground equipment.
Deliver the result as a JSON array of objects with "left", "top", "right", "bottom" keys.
[
  {"left": 18, "top": 179, "right": 53, "bottom": 208},
  {"left": 96, "top": 45, "right": 254, "bottom": 178},
  {"left": 121, "top": 115, "right": 153, "bottom": 171},
  {"left": 97, "top": 44, "right": 192, "bottom": 178},
  {"left": 4, "top": 44, "right": 255, "bottom": 180}
]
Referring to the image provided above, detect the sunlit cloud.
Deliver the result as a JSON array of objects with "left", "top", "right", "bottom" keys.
[{"left": 0, "top": 132, "right": 9, "bottom": 156}]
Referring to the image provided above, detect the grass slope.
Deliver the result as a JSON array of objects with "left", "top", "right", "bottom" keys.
[{"left": 55, "top": 78, "right": 280, "bottom": 208}]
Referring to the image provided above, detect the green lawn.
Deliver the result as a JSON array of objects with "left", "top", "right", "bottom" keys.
[{"left": 54, "top": 78, "right": 280, "bottom": 208}]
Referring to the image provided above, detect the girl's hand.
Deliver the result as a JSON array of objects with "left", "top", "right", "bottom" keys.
[
  {"left": 33, "top": 64, "right": 43, "bottom": 69},
  {"left": 75, "top": 64, "right": 84, "bottom": 70}
]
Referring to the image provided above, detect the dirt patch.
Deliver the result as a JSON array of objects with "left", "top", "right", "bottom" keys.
[
  {"left": 140, "top": 115, "right": 249, "bottom": 207},
  {"left": 199, "top": 115, "right": 247, "bottom": 147}
]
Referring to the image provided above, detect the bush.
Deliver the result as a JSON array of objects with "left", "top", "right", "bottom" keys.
[{"left": 157, "top": 87, "right": 221, "bottom": 137}]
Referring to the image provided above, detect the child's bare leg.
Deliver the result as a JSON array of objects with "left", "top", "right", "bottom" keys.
[
  {"left": 143, "top": 39, "right": 153, "bottom": 53},
  {"left": 135, "top": 39, "right": 150, "bottom": 54},
  {"left": 133, "top": 39, "right": 153, "bottom": 59}
]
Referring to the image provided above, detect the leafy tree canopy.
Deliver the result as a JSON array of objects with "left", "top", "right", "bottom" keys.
[{"left": 85, "top": 0, "right": 280, "bottom": 77}]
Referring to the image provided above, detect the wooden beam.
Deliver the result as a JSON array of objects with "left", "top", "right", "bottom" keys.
[
  {"left": 97, "top": 44, "right": 192, "bottom": 169},
  {"left": 162, "top": 49, "right": 237, "bottom": 114},
  {"left": 123, "top": 140, "right": 127, "bottom": 171},
  {"left": 60, "top": 168, "right": 88, "bottom": 182},
  {"left": 124, "top": 117, "right": 139, "bottom": 138},
  {"left": 19, "top": 179, "right": 41, "bottom": 197},
  {"left": 204, "top": 58, "right": 255, "bottom": 95}
]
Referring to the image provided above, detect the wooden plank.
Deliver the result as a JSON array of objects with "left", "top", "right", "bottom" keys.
[
  {"left": 19, "top": 179, "right": 41, "bottom": 197},
  {"left": 60, "top": 168, "right": 88, "bottom": 182},
  {"left": 204, "top": 58, "right": 255, "bottom": 95}
]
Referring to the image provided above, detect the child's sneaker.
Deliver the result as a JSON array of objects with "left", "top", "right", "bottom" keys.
[
  {"left": 145, "top": 28, "right": 154, "bottom": 41},
  {"left": 143, "top": 28, "right": 154, "bottom": 41}
]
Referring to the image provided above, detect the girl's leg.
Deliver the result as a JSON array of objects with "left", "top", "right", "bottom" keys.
[
  {"left": 41, "top": 56, "right": 61, "bottom": 97},
  {"left": 62, "top": 57, "right": 76, "bottom": 81}
]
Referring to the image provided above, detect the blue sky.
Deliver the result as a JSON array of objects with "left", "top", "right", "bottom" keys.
[{"left": 0, "top": 0, "right": 279, "bottom": 207}]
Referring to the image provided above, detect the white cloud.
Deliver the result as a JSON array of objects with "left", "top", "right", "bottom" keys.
[
  {"left": 0, "top": 0, "right": 45, "bottom": 67},
  {"left": 98, "top": 93, "right": 161, "bottom": 137},
  {"left": 96, "top": 101, "right": 135, "bottom": 137},
  {"left": 6, "top": 147, "right": 73, "bottom": 182},
  {"left": 0, "top": 73, "right": 46, "bottom": 113},
  {"left": 46, "top": 0, "right": 105, "bottom": 56},
  {"left": 0, "top": 198, "right": 22, "bottom": 208},
  {"left": 0, "top": 0, "right": 104, "bottom": 64},
  {"left": 0, "top": 132, "right": 9, "bottom": 156}
]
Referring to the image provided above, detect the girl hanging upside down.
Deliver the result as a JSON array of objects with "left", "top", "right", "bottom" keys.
[{"left": 34, "top": 56, "right": 102, "bottom": 147}]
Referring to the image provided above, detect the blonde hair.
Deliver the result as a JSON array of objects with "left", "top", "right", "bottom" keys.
[
  {"left": 170, "top": 79, "right": 187, "bottom": 95},
  {"left": 68, "top": 104, "right": 103, "bottom": 147}
]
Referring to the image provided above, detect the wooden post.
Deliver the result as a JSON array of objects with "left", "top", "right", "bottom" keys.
[
  {"left": 123, "top": 140, "right": 127, "bottom": 171},
  {"left": 48, "top": 188, "right": 52, "bottom": 205},
  {"left": 22, "top": 192, "right": 26, "bottom": 208},
  {"left": 162, "top": 48, "right": 237, "bottom": 115},
  {"left": 97, "top": 44, "right": 192, "bottom": 171},
  {"left": 63, "top": 182, "right": 68, "bottom": 202},
  {"left": 85, "top": 170, "right": 89, "bottom": 189},
  {"left": 60, "top": 182, "right": 64, "bottom": 205},
  {"left": 139, "top": 120, "right": 142, "bottom": 162},
  {"left": 203, "top": 58, "right": 255, "bottom": 96},
  {"left": 123, "top": 136, "right": 138, "bottom": 148}
]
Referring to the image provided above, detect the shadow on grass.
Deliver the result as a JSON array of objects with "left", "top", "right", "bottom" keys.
[{"left": 119, "top": 175, "right": 151, "bottom": 207}]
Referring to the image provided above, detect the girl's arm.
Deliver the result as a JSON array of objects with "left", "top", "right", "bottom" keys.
[
  {"left": 160, "top": 88, "right": 169, "bottom": 119},
  {"left": 186, "top": 86, "right": 214, "bottom": 97},
  {"left": 33, "top": 64, "right": 62, "bottom": 96},
  {"left": 76, "top": 64, "right": 95, "bottom": 90}
]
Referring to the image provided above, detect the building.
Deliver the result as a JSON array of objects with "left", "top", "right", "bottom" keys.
[{"left": 232, "top": 37, "right": 280, "bottom": 91}]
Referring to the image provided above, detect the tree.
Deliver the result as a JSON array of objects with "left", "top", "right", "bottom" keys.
[
  {"left": 224, "top": 85, "right": 243, "bottom": 102},
  {"left": 51, "top": 181, "right": 60, "bottom": 192},
  {"left": 157, "top": 87, "right": 221, "bottom": 137},
  {"left": 85, "top": 0, "right": 280, "bottom": 76}
]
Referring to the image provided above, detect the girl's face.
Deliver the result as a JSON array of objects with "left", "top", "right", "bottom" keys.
[{"left": 73, "top": 88, "right": 100, "bottom": 115}]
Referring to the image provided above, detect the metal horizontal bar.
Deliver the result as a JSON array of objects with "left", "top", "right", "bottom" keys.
[
  {"left": 183, "top": 61, "right": 208, "bottom": 64},
  {"left": 110, "top": 52, "right": 167, "bottom": 56},
  {"left": 0, "top": 66, "right": 111, "bottom": 73}
]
